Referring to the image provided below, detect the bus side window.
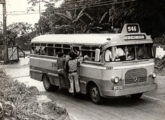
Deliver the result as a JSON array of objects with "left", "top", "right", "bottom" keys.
[
  {"left": 40, "top": 47, "right": 46, "bottom": 55},
  {"left": 55, "top": 44, "right": 62, "bottom": 56},
  {"left": 31, "top": 46, "right": 36, "bottom": 54},
  {"left": 35, "top": 46, "right": 40, "bottom": 55},
  {"left": 81, "top": 46, "right": 101, "bottom": 62},
  {"left": 81, "top": 46, "right": 91, "bottom": 61},
  {"left": 63, "top": 44, "right": 70, "bottom": 56},
  {"left": 91, "top": 51, "right": 95, "bottom": 61},
  {"left": 55, "top": 48, "right": 62, "bottom": 56},
  {"left": 82, "top": 52, "right": 90, "bottom": 61},
  {"left": 91, "top": 47, "right": 100, "bottom": 62},
  {"left": 47, "top": 47, "right": 54, "bottom": 56}
]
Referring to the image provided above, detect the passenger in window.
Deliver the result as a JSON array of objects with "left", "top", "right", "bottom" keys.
[
  {"left": 38, "top": 47, "right": 41, "bottom": 55},
  {"left": 66, "top": 52, "right": 80, "bottom": 95},
  {"left": 35, "top": 46, "right": 40, "bottom": 54},
  {"left": 31, "top": 47, "right": 35, "bottom": 54},
  {"left": 57, "top": 52, "right": 67, "bottom": 89},
  {"left": 115, "top": 47, "right": 125, "bottom": 61},
  {"left": 125, "top": 47, "right": 134, "bottom": 60},
  {"left": 137, "top": 46, "right": 143, "bottom": 59},
  {"left": 40, "top": 47, "right": 46, "bottom": 55},
  {"left": 105, "top": 48, "right": 113, "bottom": 61},
  {"left": 83, "top": 55, "right": 90, "bottom": 61}
]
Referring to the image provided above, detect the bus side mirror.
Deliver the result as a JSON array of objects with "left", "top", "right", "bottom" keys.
[{"left": 95, "top": 49, "right": 100, "bottom": 62}]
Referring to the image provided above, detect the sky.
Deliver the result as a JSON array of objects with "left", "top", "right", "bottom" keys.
[{"left": 0, "top": 0, "right": 64, "bottom": 27}]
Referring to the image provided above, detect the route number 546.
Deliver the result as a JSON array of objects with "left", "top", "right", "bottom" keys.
[{"left": 127, "top": 25, "right": 139, "bottom": 33}]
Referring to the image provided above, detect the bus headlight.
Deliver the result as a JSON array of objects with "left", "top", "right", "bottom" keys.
[
  {"left": 152, "top": 73, "right": 156, "bottom": 78},
  {"left": 112, "top": 77, "right": 120, "bottom": 84}
]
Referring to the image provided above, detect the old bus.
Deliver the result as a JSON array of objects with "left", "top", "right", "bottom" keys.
[{"left": 30, "top": 23, "right": 157, "bottom": 103}]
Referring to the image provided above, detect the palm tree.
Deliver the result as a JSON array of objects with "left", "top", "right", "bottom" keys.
[
  {"left": 54, "top": 7, "right": 89, "bottom": 33},
  {"left": 82, "top": 11, "right": 110, "bottom": 33}
]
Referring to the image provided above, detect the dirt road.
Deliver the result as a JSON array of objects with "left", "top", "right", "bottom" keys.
[{"left": 3, "top": 57, "right": 165, "bottom": 120}]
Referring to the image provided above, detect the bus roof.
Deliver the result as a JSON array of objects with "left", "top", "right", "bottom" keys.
[
  {"left": 31, "top": 34, "right": 120, "bottom": 46},
  {"left": 31, "top": 33, "right": 153, "bottom": 47},
  {"left": 31, "top": 24, "right": 153, "bottom": 47}
]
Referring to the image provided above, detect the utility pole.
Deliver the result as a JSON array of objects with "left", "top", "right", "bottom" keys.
[
  {"left": 0, "top": 0, "right": 8, "bottom": 63},
  {"left": 38, "top": 0, "right": 41, "bottom": 34}
]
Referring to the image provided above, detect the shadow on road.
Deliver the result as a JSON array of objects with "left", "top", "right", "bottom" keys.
[{"left": 47, "top": 87, "right": 151, "bottom": 107}]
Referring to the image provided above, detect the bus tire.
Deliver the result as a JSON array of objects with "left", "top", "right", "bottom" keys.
[
  {"left": 131, "top": 93, "right": 143, "bottom": 100},
  {"left": 42, "top": 75, "right": 53, "bottom": 91},
  {"left": 89, "top": 85, "right": 102, "bottom": 104}
]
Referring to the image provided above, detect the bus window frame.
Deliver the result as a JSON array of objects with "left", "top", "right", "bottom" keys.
[
  {"left": 104, "top": 44, "right": 154, "bottom": 62},
  {"left": 136, "top": 44, "right": 154, "bottom": 60},
  {"left": 46, "top": 46, "right": 54, "bottom": 56},
  {"left": 63, "top": 44, "right": 71, "bottom": 55},
  {"left": 81, "top": 45, "right": 102, "bottom": 63},
  {"left": 31, "top": 43, "right": 103, "bottom": 63}
]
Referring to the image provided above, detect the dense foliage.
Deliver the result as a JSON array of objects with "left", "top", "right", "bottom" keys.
[
  {"left": 28, "top": 0, "right": 164, "bottom": 41},
  {"left": 5, "top": 22, "right": 34, "bottom": 46}
]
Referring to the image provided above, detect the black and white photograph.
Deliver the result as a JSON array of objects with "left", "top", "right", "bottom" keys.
[{"left": 0, "top": 0, "right": 165, "bottom": 120}]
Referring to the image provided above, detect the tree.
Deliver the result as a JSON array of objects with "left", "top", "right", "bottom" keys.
[
  {"left": 29, "top": 0, "right": 165, "bottom": 40},
  {"left": 37, "top": 4, "right": 92, "bottom": 34},
  {"left": 129, "top": 0, "right": 165, "bottom": 38},
  {"left": 6, "top": 22, "right": 34, "bottom": 46},
  {"left": 37, "top": 4, "right": 66, "bottom": 34},
  {"left": 27, "top": 0, "right": 59, "bottom": 6},
  {"left": 7, "top": 22, "right": 33, "bottom": 37},
  {"left": 54, "top": 7, "right": 88, "bottom": 33}
]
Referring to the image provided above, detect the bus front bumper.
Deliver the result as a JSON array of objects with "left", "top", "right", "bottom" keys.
[{"left": 102, "top": 83, "right": 157, "bottom": 97}]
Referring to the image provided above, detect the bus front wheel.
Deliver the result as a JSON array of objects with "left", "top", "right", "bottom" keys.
[
  {"left": 89, "top": 85, "right": 102, "bottom": 104},
  {"left": 43, "top": 75, "right": 53, "bottom": 91},
  {"left": 131, "top": 93, "right": 143, "bottom": 100}
]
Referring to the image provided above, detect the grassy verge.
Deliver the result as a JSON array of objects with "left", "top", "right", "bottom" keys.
[{"left": 0, "top": 68, "right": 70, "bottom": 120}]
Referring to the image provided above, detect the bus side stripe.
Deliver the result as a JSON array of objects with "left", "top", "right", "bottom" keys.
[
  {"left": 48, "top": 73, "right": 58, "bottom": 77},
  {"left": 30, "top": 69, "right": 42, "bottom": 73},
  {"left": 80, "top": 64, "right": 106, "bottom": 70},
  {"left": 30, "top": 66, "right": 58, "bottom": 74},
  {"left": 30, "top": 56, "right": 57, "bottom": 62}
]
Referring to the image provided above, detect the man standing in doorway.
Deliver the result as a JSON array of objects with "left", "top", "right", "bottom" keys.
[
  {"left": 66, "top": 52, "right": 80, "bottom": 95},
  {"left": 57, "top": 52, "right": 65, "bottom": 89}
]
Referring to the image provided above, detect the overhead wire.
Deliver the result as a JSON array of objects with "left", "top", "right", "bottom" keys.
[{"left": 0, "top": 0, "right": 136, "bottom": 16}]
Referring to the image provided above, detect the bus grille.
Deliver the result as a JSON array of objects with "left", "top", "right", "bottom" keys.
[{"left": 125, "top": 68, "right": 147, "bottom": 84}]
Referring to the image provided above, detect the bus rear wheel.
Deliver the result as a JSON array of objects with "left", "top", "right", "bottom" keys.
[
  {"left": 131, "top": 93, "right": 143, "bottom": 100},
  {"left": 43, "top": 75, "right": 53, "bottom": 91},
  {"left": 89, "top": 85, "right": 102, "bottom": 104}
]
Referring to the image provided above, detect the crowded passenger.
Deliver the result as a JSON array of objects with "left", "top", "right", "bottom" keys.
[
  {"left": 57, "top": 52, "right": 66, "bottom": 89},
  {"left": 105, "top": 48, "right": 113, "bottom": 61},
  {"left": 66, "top": 52, "right": 80, "bottom": 95},
  {"left": 115, "top": 47, "right": 125, "bottom": 61}
]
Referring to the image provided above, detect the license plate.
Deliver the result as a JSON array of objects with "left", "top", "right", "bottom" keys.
[{"left": 114, "top": 86, "right": 123, "bottom": 90}]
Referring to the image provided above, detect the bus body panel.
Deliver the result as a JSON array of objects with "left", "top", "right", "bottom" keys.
[
  {"left": 30, "top": 56, "right": 156, "bottom": 97},
  {"left": 78, "top": 59, "right": 156, "bottom": 97},
  {"left": 103, "top": 83, "right": 157, "bottom": 97},
  {"left": 101, "top": 60, "right": 155, "bottom": 96},
  {"left": 30, "top": 55, "right": 60, "bottom": 86}
]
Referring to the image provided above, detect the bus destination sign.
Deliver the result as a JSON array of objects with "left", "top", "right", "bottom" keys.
[
  {"left": 127, "top": 24, "right": 139, "bottom": 33},
  {"left": 124, "top": 34, "right": 146, "bottom": 40}
]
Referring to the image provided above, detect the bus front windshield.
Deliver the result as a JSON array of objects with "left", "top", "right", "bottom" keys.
[{"left": 105, "top": 44, "right": 153, "bottom": 62}]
